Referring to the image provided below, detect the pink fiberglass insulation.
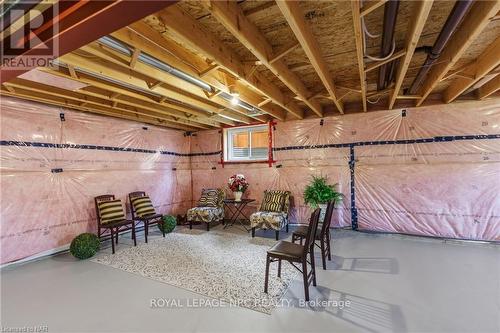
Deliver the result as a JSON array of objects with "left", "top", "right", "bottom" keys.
[
  {"left": 1, "top": 96, "right": 499, "bottom": 264},
  {"left": 0, "top": 97, "right": 192, "bottom": 264},
  {"left": 190, "top": 98, "right": 500, "bottom": 241}
]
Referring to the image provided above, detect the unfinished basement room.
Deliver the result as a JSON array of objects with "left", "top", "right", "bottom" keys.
[{"left": 1, "top": 0, "right": 499, "bottom": 332}]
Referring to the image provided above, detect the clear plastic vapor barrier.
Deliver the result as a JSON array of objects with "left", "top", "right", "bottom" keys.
[
  {"left": 1, "top": 96, "right": 499, "bottom": 263},
  {"left": 1, "top": 97, "right": 192, "bottom": 264}
]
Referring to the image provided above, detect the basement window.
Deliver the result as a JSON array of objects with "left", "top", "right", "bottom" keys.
[{"left": 223, "top": 125, "right": 269, "bottom": 162}]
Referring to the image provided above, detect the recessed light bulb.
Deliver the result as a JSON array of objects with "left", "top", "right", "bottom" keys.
[{"left": 231, "top": 95, "right": 239, "bottom": 106}]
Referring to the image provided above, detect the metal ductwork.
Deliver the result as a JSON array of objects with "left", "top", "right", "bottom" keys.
[
  {"left": 98, "top": 36, "right": 262, "bottom": 114},
  {"left": 408, "top": 0, "right": 474, "bottom": 95},
  {"left": 378, "top": 0, "right": 400, "bottom": 90}
]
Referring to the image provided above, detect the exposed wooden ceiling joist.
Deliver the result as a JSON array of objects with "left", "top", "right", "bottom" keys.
[
  {"left": 202, "top": 0, "right": 323, "bottom": 117},
  {"left": 276, "top": 0, "right": 344, "bottom": 114},
  {"left": 112, "top": 22, "right": 286, "bottom": 121},
  {"left": 0, "top": 87, "right": 198, "bottom": 131},
  {"left": 59, "top": 51, "right": 253, "bottom": 125},
  {"left": 39, "top": 66, "right": 235, "bottom": 127},
  {"left": 153, "top": 5, "right": 305, "bottom": 119},
  {"left": 443, "top": 36, "right": 500, "bottom": 103},
  {"left": 80, "top": 42, "right": 260, "bottom": 124},
  {"left": 416, "top": 0, "right": 500, "bottom": 106},
  {"left": 477, "top": 74, "right": 500, "bottom": 99},
  {"left": 388, "top": 0, "right": 433, "bottom": 109},
  {"left": 5, "top": 78, "right": 213, "bottom": 129},
  {"left": 360, "top": 0, "right": 388, "bottom": 17}
]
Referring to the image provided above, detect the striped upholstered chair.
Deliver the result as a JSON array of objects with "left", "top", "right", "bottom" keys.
[
  {"left": 187, "top": 188, "right": 225, "bottom": 231},
  {"left": 250, "top": 190, "right": 291, "bottom": 240},
  {"left": 129, "top": 191, "right": 164, "bottom": 243},
  {"left": 95, "top": 195, "right": 136, "bottom": 254}
]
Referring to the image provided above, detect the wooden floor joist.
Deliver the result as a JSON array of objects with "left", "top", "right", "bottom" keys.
[
  {"left": 154, "top": 5, "right": 304, "bottom": 119},
  {"left": 201, "top": 1, "right": 323, "bottom": 117},
  {"left": 113, "top": 22, "right": 286, "bottom": 121},
  {"left": 277, "top": 0, "right": 344, "bottom": 114},
  {"left": 388, "top": 0, "right": 433, "bottom": 109},
  {"left": 444, "top": 36, "right": 500, "bottom": 103},
  {"left": 59, "top": 51, "right": 254, "bottom": 125},
  {"left": 416, "top": 1, "right": 500, "bottom": 106},
  {"left": 6, "top": 78, "right": 214, "bottom": 129},
  {"left": 477, "top": 74, "right": 500, "bottom": 99}
]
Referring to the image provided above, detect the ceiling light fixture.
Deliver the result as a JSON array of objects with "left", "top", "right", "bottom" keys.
[{"left": 230, "top": 93, "right": 239, "bottom": 106}]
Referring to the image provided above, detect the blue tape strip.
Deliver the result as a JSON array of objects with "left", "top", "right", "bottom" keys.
[
  {"left": 0, "top": 140, "right": 221, "bottom": 157},
  {"left": 273, "top": 134, "right": 500, "bottom": 151},
  {"left": 349, "top": 145, "right": 358, "bottom": 230}
]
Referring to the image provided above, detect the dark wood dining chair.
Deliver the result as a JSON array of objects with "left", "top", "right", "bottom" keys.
[
  {"left": 264, "top": 208, "right": 321, "bottom": 301},
  {"left": 292, "top": 201, "right": 335, "bottom": 270},
  {"left": 95, "top": 195, "right": 136, "bottom": 254},
  {"left": 129, "top": 191, "right": 164, "bottom": 243}
]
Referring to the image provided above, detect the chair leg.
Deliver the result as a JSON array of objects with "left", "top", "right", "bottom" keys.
[
  {"left": 206, "top": 222, "right": 210, "bottom": 231},
  {"left": 144, "top": 221, "right": 149, "bottom": 243},
  {"left": 189, "top": 220, "right": 192, "bottom": 230},
  {"left": 110, "top": 228, "right": 115, "bottom": 254},
  {"left": 310, "top": 245, "right": 317, "bottom": 287},
  {"left": 275, "top": 230, "right": 279, "bottom": 241},
  {"left": 320, "top": 238, "right": 327, "bottom": 270},
  {"left": 264, "top": 255, "right": 270, "bottom": 293},
  {"left": 302, "top": 259, "right": 309, "bottom": 301},
  {"left": 132, "top": 223, "right": 137, "bottom": 247},
  {"left": 252, "top": 227, "right": 255, "bottom": 238},
  {"left": 161, "top": 219, "right": 165, "bottom": 237},
  {"left": 286, "top": 222, "right": 289, "bottom": 233},
  {"left": 115, "top": 229, "right": 119, "bottom": 244},
  {"left": 277, "top": 259, "right": 281, "bottom": 278}
]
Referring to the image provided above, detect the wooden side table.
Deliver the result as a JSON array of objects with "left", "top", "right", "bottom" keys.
[{"left": 223, "top": 199, "right": 255, "bottom": 231}]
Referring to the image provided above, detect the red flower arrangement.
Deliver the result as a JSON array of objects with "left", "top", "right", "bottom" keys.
[{"left": 228, "top": 174, "right": 249, "bottom": 193}]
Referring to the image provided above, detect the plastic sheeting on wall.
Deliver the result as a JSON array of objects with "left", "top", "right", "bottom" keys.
[
  {"left": 190, "top": 99, "right": 500, "bottom": 242},
  {"left": 1, "top": 96, "right": 499, "bottom": 264},
  {"left": 0, "top": 97, "right": 192, "bottom": 264}
]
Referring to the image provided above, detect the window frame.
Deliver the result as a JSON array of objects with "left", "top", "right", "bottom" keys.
[{"left": 222, "top": 123, "right": 272, "bottom": 164}]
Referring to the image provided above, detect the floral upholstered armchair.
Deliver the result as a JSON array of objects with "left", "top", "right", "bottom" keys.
[
  {"left": 187, "top": 188, "right": 225, "bottom": 231},
  {"left": 250, "top": 190, "right": 291, "bottom": 240}
]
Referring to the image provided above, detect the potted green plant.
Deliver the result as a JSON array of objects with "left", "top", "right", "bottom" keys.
[{"left": 303, "top": 176, "right": 343, "bottom": 222}]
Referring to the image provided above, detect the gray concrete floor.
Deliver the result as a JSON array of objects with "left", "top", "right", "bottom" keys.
[{"left": 1, "top": 226, "right": 499, "bottom": 333}]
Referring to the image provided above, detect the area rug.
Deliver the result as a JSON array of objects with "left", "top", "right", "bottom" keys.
[{"left": 91, "top": 228, "right": 299, "bottom": 314}]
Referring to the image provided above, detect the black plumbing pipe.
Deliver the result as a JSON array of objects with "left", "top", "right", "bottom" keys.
[
  {"left": 408, "top": 0, "right": 474, "bottom": 95},
  {"left": 378, "top": 0, "right": 400, "bottom": 90}
]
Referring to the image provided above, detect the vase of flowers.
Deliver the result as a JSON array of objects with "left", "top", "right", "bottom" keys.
[{"left": 228, "top": 174, "right": 249, "bottom": 201}]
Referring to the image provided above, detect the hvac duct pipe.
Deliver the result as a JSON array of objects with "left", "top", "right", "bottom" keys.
[
  {"left": 378, "top": 0, "right": 400, "bottom": 90},
  {"left": 408, "top": 0, "right": 474, "bottom": 95}
]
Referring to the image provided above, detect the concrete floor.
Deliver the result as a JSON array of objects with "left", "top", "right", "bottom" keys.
[{"left": 1, "top": 226, "right": 499, "bottom": 333}]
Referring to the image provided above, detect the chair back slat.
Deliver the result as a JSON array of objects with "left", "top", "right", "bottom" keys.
[
  {"left": 320, "top": 201, "right": 335, "bottom": 236},
  {"left": 303, "top": 208, "right": 321, "bottom": 255}
]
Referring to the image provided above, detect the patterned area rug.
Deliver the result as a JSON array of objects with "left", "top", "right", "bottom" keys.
[{"left": 91, "top": 227, "right": 299, "bottom": 314}]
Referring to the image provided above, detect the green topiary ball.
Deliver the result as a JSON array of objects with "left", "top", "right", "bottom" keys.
[
  {"left": 70, "top": 233, "right": 100, "bottom": 259},
  {"left": 158, "top": 215, "right": 176, "bottom": 233}
]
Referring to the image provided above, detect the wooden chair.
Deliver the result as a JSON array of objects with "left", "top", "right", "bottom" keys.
[
  {"left": 129, "top": 191, "right": 164, "bottom": 243},
  {"left": 95, "top": 195, "right": 136, "bottom": 254},
  {"left": 292, "top": 201, "right": 335, "bottom": 270},
  {"left": 264, "top": 208, "right": 321, "bottom": 301}
]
